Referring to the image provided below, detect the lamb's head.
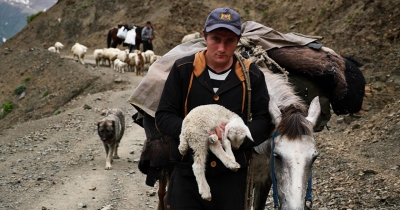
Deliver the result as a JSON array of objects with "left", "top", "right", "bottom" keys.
[{"left": 224, "top": 117, "right": 253, "bottom": 150}]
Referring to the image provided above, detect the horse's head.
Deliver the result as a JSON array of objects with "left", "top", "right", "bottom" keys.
[{"left": 269, "top": 96, "right": 321, "bottom": 209}]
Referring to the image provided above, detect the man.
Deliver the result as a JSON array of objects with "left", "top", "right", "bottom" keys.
[
  {"left": 141, "top": 21, "right": 154, "bottom": 52},
  {"left": 155, "top": 7, "right": 273, "bottom": 210}
]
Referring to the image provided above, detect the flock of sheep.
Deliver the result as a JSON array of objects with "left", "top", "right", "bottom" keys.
[{"left": 46, "top": 31, "right": 201, "bottom": 76}]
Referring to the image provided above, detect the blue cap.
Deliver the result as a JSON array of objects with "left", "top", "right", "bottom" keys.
[{"left": 204, "top": 8, "right": 241, "bottom": 35}]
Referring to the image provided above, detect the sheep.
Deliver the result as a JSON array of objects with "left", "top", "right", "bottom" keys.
[
  {"left": 181, "top": 32, "right": 201, "bottom": 43},
  {"left": 149, "top": 54, "right": 162, "bottom": 65},
  {"left": 114, "top": 58, "right": 128, "bottom": 73},
  {"left": 143, "top": 50, "right": 154, "bottom": 64},
  {"left": 54, "top": 42, "right": 64, "bottom": 53},
  {"left": 127, "top": 52, "right": 138, "bottom": 72},
  {"left": 93, "top": 49, "right": 104, "bottom": 67},
  {"left": 117, "top": 49, "right": 129, "bottom": 63},
  {"left": 102, "top": 48, "right": 120, "bottom": 68},
  {"left": 179, "top": 104, "right": 253, "bottom": 201},
  {"left": 136, "top": 51, "right": 145, "bottom": 76},
  {"left": 71, "top": 43, "right": 88, "bottom": 65},
  {"left": 48, "top": 46, "right": 56, "bottom": 53}
]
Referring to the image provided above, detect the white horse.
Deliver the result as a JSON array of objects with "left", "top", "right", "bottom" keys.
[{"left": 252, "top": 68, "right": 321, "bottom": 210}]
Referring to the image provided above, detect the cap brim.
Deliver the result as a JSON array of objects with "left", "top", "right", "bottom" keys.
[{"left": 205, "top": 24, "right": 241, "bottom": 35}]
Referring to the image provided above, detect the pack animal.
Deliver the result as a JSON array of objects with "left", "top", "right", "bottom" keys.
[
  {"left": 107, "top": 26, "right": 144, "bottom": 50},
  {"left": 179, "top": 104, "right": 253, "bottom": 201},
  {"left": 97, "top": 108, "right": 125, "bottom": 170},
  {"left": 252, "top": 69, "right": 320, "bottom": 210}
]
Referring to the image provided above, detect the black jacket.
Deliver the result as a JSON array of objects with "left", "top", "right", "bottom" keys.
[{"left": 155, "top": 50, "right": 273, "bottom": 176}]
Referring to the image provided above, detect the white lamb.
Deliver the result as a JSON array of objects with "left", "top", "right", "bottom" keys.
[
  {"left": 54, "top": 42, "right": 64, "bottom": 53},
  {"left": 48, "top": 46, "right": 56, "bottom": 53},
  {"left": 114, "top": 58, "right": 128, "bottom": 73},
  {"left": 182, "top": 32, "right": 201, "bottom": 43},
  {"left": 93, "top": 49, "right": 104, "bottom": 67},
  {"left": 71, "top": 43, "right": 88, "bottom": 65},
  {"left": 179, "top": 104, "right": 253, "bottom": 201}
]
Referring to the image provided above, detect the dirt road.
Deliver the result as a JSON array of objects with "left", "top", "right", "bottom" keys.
[{"left": 0, "top": 56, "right": 161, "bottom": 210}]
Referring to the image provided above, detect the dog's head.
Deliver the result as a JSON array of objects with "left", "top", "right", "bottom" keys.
[{"left": 97, "top": 120, "right": 115, "bottom": 144}]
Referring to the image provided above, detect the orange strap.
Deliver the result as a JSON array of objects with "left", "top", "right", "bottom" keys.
[{"left": 184, "top": 72, "right": 195, "bottom": 116}]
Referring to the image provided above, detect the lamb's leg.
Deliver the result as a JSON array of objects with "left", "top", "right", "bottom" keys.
[
  {"left": 221, "top": 138, "right": 235, "bottom": 162},
  {"left": 192, "top": 146, "right": 212, "bottom": 201},
  {"left": 209, "top": 140, "right": 240, "bottom": 171},
  {"left": 178, "top": 133, "right": 189, "bottom": 155}
]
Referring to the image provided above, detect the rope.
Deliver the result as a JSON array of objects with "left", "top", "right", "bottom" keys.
[
  {"left": 237, "top": 37, "right": 290, "bottom": 81},
  {"left": 234, "top": 52, "right": 253, "bottom": 210},
  {"left": 235, "top": 52, "right": 252, "bottom": 123}
]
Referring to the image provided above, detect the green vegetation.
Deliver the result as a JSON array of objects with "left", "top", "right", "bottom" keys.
[
  {"left": 24, "top": 77, "right": 31, "bottom": 82},
  {"left": 1, "top": 101, "right": 13, "bottom": 119},
  {"left": 54, "top": 110, "right": 61, "bottom": 115},
  {"left": 26, "top": 11, "right": 43, "bottom": 24},
  {"left": 14, "top": 84, "right": 26, "bottom": 95},
  {"left": 42, "top": 91, "right": 49, "bottom": 98}
]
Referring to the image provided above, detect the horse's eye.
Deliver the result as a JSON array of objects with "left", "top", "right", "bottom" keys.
[{"left": 273, "top": 153, "right": 282, "bottom": 161}]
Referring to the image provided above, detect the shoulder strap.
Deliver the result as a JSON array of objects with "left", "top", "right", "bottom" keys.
[{"left": 234, "top": 52, "right": 252, "bottom": 124}]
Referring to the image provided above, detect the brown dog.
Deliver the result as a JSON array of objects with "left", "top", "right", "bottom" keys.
[{"left": 97, "top": 108, "right": 125, "bottom": 170}]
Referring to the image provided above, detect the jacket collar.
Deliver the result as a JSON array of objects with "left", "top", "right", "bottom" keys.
[{"left": 193, "top": 50, "right": 249, "bottom": 94}]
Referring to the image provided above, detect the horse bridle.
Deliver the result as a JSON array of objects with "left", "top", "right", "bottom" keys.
[{"left": 270, "top": 131, "right": 313, "bottom": 208}]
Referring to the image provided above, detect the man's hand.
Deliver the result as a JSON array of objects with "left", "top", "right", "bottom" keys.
[{"left": 210, "top": 123, "right": 226, "bottom": 141}]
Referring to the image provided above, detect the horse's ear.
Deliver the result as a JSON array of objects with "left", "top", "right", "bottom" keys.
[
  {"left": 306, "top": 96, "right": 321, "bottom": 127},
  {"left": 269, "top": 98, "right": 282, "bottom": 125}
]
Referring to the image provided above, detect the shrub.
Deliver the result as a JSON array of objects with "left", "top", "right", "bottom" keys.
[
  {"left": 27, "top": 11, "right": 43, "bottom": 24},
  {"left": 14, "top": 84, "right": 26, "bottom": 95},
  {"left": 42, "top": 91, "right": 49, "bottom": 98},
  {"left": 54, "top": 110, "right": 61, "bottom": 115},
  {"left": 1, "top": 101, "right": 13, "bottom": 119},
  {"left": 24, "top": 77, "right": 31, "bottom": 82}
]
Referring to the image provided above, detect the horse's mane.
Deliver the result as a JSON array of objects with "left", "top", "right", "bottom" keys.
[{"left": 262, "top": 68, "right": 312, "bottom": 140}]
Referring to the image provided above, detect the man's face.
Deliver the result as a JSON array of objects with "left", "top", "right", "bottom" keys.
[
  {"left": 146, "top": 23, "right": 151, "bottom": 28},
  {"left": 204, "top": 28, "right": 239, "bottom": 67}
]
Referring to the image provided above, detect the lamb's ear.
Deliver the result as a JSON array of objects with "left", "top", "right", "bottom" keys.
[
  {"left": 268, "top": 98, "right": 282, "bottom": 126},
  {"left": 245, "top": 126, "right": 253, "bottom": 142},
  {"left": 306, "top": 96, "right": 321, "bottom": 127}
]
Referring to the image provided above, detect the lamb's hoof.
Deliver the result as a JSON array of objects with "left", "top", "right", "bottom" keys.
[
  {"left": 201, "top": 193, "right": 212, "bottom": 201},
  {"left": 113, "top": 156, "right": 120, "bottom": 159},
  {"left": 208, "top": 134, "right": 218, "bottom": 144},
  {"left": 229, "top": 162, "right": 241, "bottom": 172},
  {"left": 178, "top": 147, "right": 187, "bottom": 155}
]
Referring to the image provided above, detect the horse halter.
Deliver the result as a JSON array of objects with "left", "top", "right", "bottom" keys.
[{"left": 270, "top": 131, "right": 313, "bottom": 208}]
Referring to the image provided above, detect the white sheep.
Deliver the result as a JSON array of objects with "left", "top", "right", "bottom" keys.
[
  {"left": 114, "top": 58, "right": 128, "bottom": 73},
  {"left": 54, "top": 42, "right": 64, "bottom": 53},
  {"left": 71, "top": 43, "right": 88, "bottom": 65},
  {"left": 143, "top": 50, "right": 154, "bottom": 64},
  {"left": 117, "top": 49, "right": 129, "bottom": 63},
  {"left": 182, "top": 32, "right": 201, "bottom": 43},
  {"left": 93, "top": 49, "right": 104, "bottom": 67},
  {"left": 149, "top": 54, "right": 162, "bottom": 65},
  {"left": 102, "top": 48, "right": 120, "bottom": 68},
  {"left": 48, "top": 46, "right": 56, "bottom": 53},
  {"left": 179, "top": 104, "right": 253, "bottom": 201},
  {"left": 127, "top": 52, "right": 138, "bottom": 72}
]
